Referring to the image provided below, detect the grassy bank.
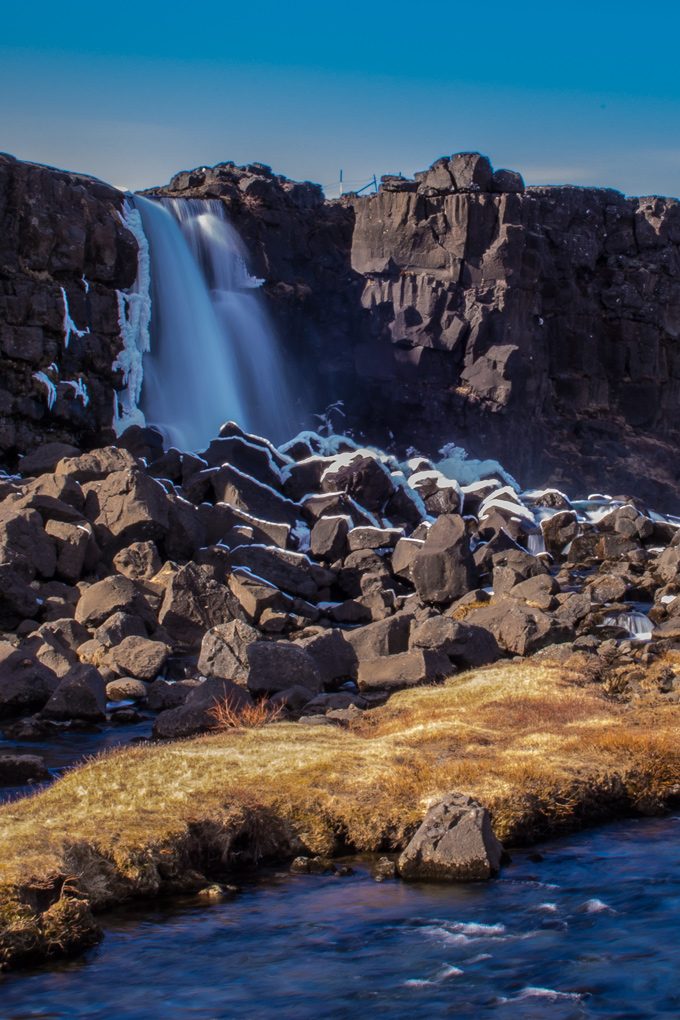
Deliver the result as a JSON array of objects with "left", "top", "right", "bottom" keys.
[{"left": 2, "top": 654, "right": 680, "bottom": 970}]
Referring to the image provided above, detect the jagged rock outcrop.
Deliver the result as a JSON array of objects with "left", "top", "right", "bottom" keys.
[{"left": 0, "top": 154, "right": 138, "bottom": 461}]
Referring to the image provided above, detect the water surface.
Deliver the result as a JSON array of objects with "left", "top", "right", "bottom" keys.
[{"left": 2, "top": 816, "right": 679, "bottom": 1018}]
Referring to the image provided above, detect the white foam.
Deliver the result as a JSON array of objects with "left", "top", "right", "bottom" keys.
[
  {"left": 581, "top": 898, "right": 615, "bottom": 914},
  {"left": 513, "top": 987, "right": 583, "bottom": 1002}
]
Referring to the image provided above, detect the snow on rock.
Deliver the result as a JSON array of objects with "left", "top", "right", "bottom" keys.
[
  {"left": 113, "top": 198, "right": 151, "bottom": 435},
  {"left": 435, "top": 442, "right": 520, "bottom": 490}
]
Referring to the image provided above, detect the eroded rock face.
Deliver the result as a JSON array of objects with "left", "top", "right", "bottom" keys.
[{"left": 0, "top": 154, "right": 137, "bottom": 460}]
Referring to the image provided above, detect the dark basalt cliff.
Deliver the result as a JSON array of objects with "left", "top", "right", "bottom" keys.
[
  {"left": 2, "top": 150, "right": 680, "bottom": 508},
  {"left": 0, "top": 153, "right": 137, "bottom": 456},
  {"left": 153, "top": 153, "right": 680, "bottom": 508}
]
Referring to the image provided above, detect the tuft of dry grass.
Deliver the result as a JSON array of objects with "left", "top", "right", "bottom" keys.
[
  {"left": 1, "top": 655, "right": 679, "bottom": 969},
  {"left": 209, "top": 697, "right": 283, "bottom": 730}
]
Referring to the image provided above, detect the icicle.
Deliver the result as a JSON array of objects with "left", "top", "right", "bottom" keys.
[
  {"left": 33, "top": 371, "right": 57, "bottom": 410},
  {"left": 60, "top": 287, "right": 90, "bottom": 348},
  {"left": 62, "top": 378, "right": 90, "bottom": 407},
  {"left": 113, "top": 198, "right": 152, "bottom": 434}
]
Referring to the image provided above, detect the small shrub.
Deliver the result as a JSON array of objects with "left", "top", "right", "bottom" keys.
[{"left": 209, "top": 698, "right": 283, "bottom": 731}]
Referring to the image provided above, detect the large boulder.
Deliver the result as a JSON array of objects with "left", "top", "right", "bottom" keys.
[
  {"left": 541, "top": 511, "right": 579, "bottom": 559},
  {"left": 228, "top": 569, "right": 292, "bottom": 623},
  {"left": 398, "top": 793, "right": 503, "bottom": 881},
  {"left": 229, "top": 545, "right": 331, "bottom": 600},
  {"left": 357, "top": 649, "right": 451, "bottom": 691},
  {"left": 113, "top": 541, "right": 162, "bottom": 581},
  {"left": 391, "top": 537, "right": 425, "bottom": 581},
  {"left": 106, "top": 636, "right": 169, "bottom": 681},
  {"left": 0, "top": 753, "right": 50, "bottom": 785},
  {"left": 93, "top": 612, "right": 147, "bottom": 648},
  {"left": 0, "top": 565, "right": 40, "bottom": 627},
  {"left": 34, "top": 618, "right": 90, "bottom": 652},
  {"left": 211, "top": 464, "right": 300, "bottom": 526},
  {"left": 310, "top": 515, "right": 350, "bottom": 562},
  {"left": 410, "top": 616, "right": 501, "bottom": 669},
  {"left": 0, "top": 504, "right": 56, "bottom": 580},
  {"left": 0, "top": 648, "right": 59, "bottom": 717},
  {"left": 147, "top": 678, "right": 202, "bottom": 712},
  {"left": 492, "top": 549, "right": 548, "bottom": 596},
  {"left": 466, "top": 598, "right": 571, "bottom": 656},
  {"left": 246, "top": 642, "right": 323, "bottom": 695},
  {"left": 158, "top": 563, "right": 235, "bottom": 649},
  {"left": 42, "top": 664, "right": 107, "bottom": 721},
  {"left": 198, "top": 620, "right": 259, "bottom": 683},
  {"left": 44, "top": 519, "right": 93, "bottom": 583},
  {"left": 19, "top": 442, "right": 81, "bottom": 476},
  {"left": 106, "top": 677, "right": 148, "bottom": 701},
  {"left": 152, "top": 677, "right": 253, "bottom": 739},
  {"left": 75, "top": 575, "right": 155, "bottom": 629},
  {"left": 344, "top": 612, "right": 414, "bottom": 667},
  {"left": 320, "top": 451, "right": 395, "bottom": 512},
  {"left": 412, "top": 515, "right": 475, "bottom": 605},
  {"left": 293, "top": 629, "right": 357, "bottom": 685},
  {"left": 55, "top": 447, "right": 138, "bottom": 483},
  {"left": 83, "top": 469, "right": 170, "bottom": 549}
]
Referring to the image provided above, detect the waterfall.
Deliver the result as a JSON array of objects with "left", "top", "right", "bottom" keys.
[
  {"left": 130, "top": 194, "right": 299, "bottom": 452},
  {"left": 162, "top": 197, "right": 300, "bottom": 446},
  {"left": 602, "top": 611, "right": 653, "bottom": 641}
]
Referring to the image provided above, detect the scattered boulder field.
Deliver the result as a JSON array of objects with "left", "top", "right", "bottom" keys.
[
  {"left": 1, "top": 417, "right": 680, "bottom": 776},
  {"left": 2, "top": 413, "right": 680, "bottom": 971}
]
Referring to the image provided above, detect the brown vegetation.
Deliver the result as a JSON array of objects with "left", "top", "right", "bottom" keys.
[
  {"left": 1, "top": 655, "right": 679, "bottom": 970},
  {"left": 209, "top": 697, "right": 284, "bottom": 730}
]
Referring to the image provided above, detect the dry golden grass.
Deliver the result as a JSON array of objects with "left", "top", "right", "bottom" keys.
[
  {"left": 209, "top": 697, "right": 284, "bottom": 730},
  {"left": 1, "top": 656, "right": 679, "bottom": 967}
]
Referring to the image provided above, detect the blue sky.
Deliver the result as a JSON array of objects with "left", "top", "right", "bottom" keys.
[{"left": 2, "top": 1, "right": 680, "bottom": 197}]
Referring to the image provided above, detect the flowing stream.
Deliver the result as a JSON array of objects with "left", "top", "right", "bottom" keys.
[{"left": 2, "top": 817, "right": 679, "bottom": 1018}]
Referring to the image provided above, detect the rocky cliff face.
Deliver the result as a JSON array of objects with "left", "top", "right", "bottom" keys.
[
  {"left": 346, "top": 155, "right": 680, "bottom": 507},
  {"left": 2, "top": 150, "right": 680, "bottom": 509},
  {"left": 0, "top": 154, "right": 137, "bottom": 461},
  {"left": 153, "top": 152, "right": 680, "bottom": 509}
]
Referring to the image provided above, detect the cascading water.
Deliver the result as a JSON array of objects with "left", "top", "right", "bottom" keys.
[
  {"left": 130, "top": 194, "right": 300, "bottom": 452},
  {"left": 162, "top": 197, "right": 300, "bottom": 446}
]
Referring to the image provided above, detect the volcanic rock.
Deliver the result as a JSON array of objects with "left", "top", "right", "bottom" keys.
[
  {"left": 357, "top": 649, "right": 451, "bottom": 691},
  {"left": 398, "top": 793, "right": 503, "bottom": 881},
  {"left": 42, "top": 664, "right": 107, "bottom": 721},
  {"left": 246, "top": 641, "right": 322, "bottom": 695},
  {"left": 198, "top": 620, "right": 259, "bottom": 684},
  {"left": 412, "top": 514, "right": 475, "bottom": 605}
]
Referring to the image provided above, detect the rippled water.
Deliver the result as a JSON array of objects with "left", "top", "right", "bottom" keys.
[{"left": 2, "top": 817, "right": 679, "bottom": 1018}]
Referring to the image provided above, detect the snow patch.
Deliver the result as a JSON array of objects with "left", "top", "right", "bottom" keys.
[{"left": 436, "top": 442, "right": 519, "bottom": 489}]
